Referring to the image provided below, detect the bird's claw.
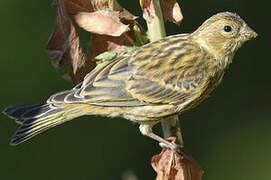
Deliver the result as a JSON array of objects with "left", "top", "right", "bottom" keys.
[{"left": 159, "top": 142, "right": 184, "bottom": 155}]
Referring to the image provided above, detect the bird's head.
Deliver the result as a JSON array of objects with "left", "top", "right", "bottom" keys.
[{"left": 193, "top": 12, "right": 257, "bottom": 64}]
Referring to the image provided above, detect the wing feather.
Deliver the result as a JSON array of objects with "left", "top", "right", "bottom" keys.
[
  {"left": 125, "top": 34, "right": 210, "bottom": 105},
  {"left": 48, "top": 34, "right": 211, "bottom": 107}
]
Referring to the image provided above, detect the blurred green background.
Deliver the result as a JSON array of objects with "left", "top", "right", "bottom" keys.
[{"left": 0, "top": 0, "right": 270, "bottom": 179}]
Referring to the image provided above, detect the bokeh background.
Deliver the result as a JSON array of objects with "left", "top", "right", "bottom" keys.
[{"left": 0, "top": 0, "right": 270, "bottom": 179}]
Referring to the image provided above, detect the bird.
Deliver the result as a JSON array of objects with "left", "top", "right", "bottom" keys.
[{"left": 3, "top": 12, "right": 257, "bottom": 148}]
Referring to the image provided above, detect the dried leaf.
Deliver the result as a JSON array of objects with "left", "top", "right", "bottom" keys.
[
  {"left": 151, "top": 137, "right": 203, "bottom": 180},
  {"left": 47, "top": 0, "right": 145, "bottom": 84},
  {"left": 161, "top": 0, "right": 183, "bottom": 25},
  {"left": 46, "top": 0, "right": 87, "bottom": 77},
  {"left": 91, "top": 0, "right": 121, "bottom": 11},
  {"left": 65, "top": 0, "right": 93, "bottom": 14},
  {"left": 87, "top": 30, "right": 135, "bottom": 58},
  {"left": 74, "top": 11, "right": 129, "bottom": 36},
  {"left": 119, "top": 9, "right": 138, "bottom": 21},
  {"left": 140, "top": 0, "right": 155, "bottom": 24},
  {"left": 94, "top": 0, "right": 138, "bottom": 21}
]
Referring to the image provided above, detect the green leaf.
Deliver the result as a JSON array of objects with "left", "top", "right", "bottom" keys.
[
  {"left": 120, "top": 46, "right": 137, "bottom": 52},
  {"left": 93, "top": 46, "right": 138, "bottom": 70},
  {"left": 134, "top": 25, "right": 149, "bottom": 46},
  {"left": 93, "top": 51, "right": 118, "bottom": 61},
  {"left": 95, "top": 60, "right": 111, "bottom": 69}
]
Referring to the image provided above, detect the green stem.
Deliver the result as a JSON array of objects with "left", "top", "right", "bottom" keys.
[
  {"left": 146, "top": 0, "right": 166, "bottom": 41},
  {"left": 145, "top": 0, "right": 184, "bottom": 148},
  {"left": 145, "top": 1, "right": 192, "bottom": 179},
  {"left": 161, "top": 116, "right": 184, "bottom": 145}
]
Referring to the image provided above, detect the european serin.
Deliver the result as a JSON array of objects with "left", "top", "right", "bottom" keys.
[{"left": 3, "top": 12, "right": 257, "bottom": 148}]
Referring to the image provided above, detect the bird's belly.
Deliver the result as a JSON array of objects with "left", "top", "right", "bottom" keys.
[
  {"left": 84, "top": 104, "right": 178, "bottom": 122},
  {"left": 122, "top": 104, "right": 179, "bottom": 122},
  {"left": 85, "top": 72, "right": 224, "bottom": 123}
]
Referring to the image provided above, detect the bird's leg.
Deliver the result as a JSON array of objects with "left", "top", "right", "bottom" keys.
[
  {"left": 147, "top": 132, "right": 183, "bottom": 151},
  {"left": 139, "top": 123, "right": 182, "bottom": 152}
]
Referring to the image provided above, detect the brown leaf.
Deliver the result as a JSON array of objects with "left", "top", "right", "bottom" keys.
[
  {"left": 86, "top": 29, "right": 136, "bottom": 63},
  {"left": 47, "top": 0, "right": 145, "bottom": 84},
  {"left": 74, "top": 11, "right": 129, "bottom": 36},
  {"left": 161, "top": 0, "right": 183, "bottom": 25},
  {"left": 151, "top": 137, "right": 203, "bottom": 180},
  {"left": 119, "top": 9, "right": 138, "bottom": 21},
  {"left": 46, "top": 0, "right": 87, "bottom": 77},
  {"left": 91, "top": 0, "right": 121, "bottom": 11},
  {"left": 65, "top": 0, "right": 94, "bottom": 14},
  {"left": 140, "top": 0, "right": 155, "bottom": 24}
]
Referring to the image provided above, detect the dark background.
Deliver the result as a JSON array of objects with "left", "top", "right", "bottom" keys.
[{"left": 0, "top": 0, "right": 270, "bottom": 179}]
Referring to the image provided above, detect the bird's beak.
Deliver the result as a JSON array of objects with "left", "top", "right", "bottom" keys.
[{"left": 243, "top": 25, "right": 258, "bottom": 40}]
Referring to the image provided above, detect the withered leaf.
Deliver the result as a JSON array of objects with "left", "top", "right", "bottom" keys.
[
  {"left": 151, "top": 137, "right": 203, "bottom": 180},
  {"left": 74, "top": 10, "right": 130, "bottom": 36},
  {"left": 90, "top": 0, "right": 138, "bottom": 21},
  {"left": 161, "top": 0, "right": 183, "bottom": 25},
  {"left": 140, "top": 0, "right": 183, "bottom": 25},
  {"left": 82, "top": 29, "right": 136, "bottom": 78},
  {"left": 91, "top": 0, "right": 122, "bottom": 11},
  {"left": 140, "top": 0, "right": 155, "bottom": 24},
  {"left": 65, "top": 0, "right": 93, "bottom": 14},
  {"left": 47, "top": 0, "right": 145, "bottom": 84},
  {"left": 119, "top": 9, "right": 138, "bottom": 21},
  {"left": 87, "top": 30, "right": 135, "bottom": 59},
  {"left": 46, "top": 0, "right": 87, "bottom": 77}
]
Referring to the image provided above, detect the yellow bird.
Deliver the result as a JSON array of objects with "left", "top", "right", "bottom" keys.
[{"left": 3, "top": 12, "right": 257, "bottom": 149}]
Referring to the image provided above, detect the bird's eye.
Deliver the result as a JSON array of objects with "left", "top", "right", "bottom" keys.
[{"left": 224, "top": 25, "right": 232, "bottom": 32}]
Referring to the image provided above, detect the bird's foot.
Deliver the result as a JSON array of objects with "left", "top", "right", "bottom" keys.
[
  {"left": 146, "top": 132, "right": 184, "bottom": 154},
  {"left": 139, "top": 124, "right": 184, "bottom": 155},
  {"left": 159, "top": 142, "right": 182, "bottom": 152}
]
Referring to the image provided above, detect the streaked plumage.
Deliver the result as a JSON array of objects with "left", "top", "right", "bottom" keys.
[{"left": 3, "top": 12, "right": 257, "bottom": 146}]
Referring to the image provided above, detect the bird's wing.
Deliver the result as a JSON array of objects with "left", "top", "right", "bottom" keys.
[
  {"left": 48, "top": 54, "right": 146, "bottom": 106},
  {"left": 126, "top": 35, "right": 210, "bottom": 105},
  {"left": 48, "top": 34, "right": 210, "bottom": 106}
]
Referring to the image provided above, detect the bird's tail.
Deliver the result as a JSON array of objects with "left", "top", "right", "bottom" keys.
[{"left": 3, "top": 103, "right": 86, "bottom": 145}]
